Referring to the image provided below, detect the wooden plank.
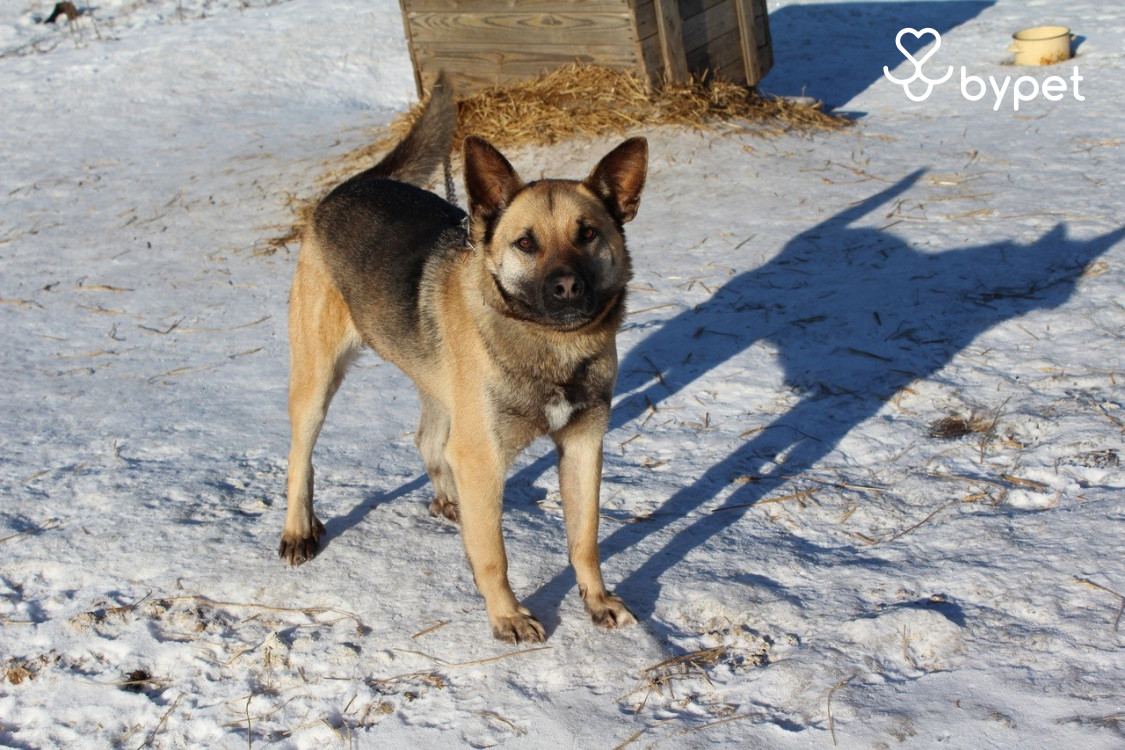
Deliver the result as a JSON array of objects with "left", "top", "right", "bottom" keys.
[
  {"left": 652, "top": 0, "right": 688, "bottom": 83},
  {"left": 677, "top": 0, "right": 728, "bottom": 20},
  {"left": 636, "top": 32, "right": 665, "bottom": 86},
  {"left": 414, "top": 44, "right": 640, "bottom": 93},
  {"left": 629, "top": 1, "right": 664, "bottom": 86},
  {"left": 407, "top": 11, "right": 635, "bottom": 47},
  {"left": 631, "top": 0, "right": 657, "bottom": 43},
  {"left": 733, "top": 0, "right": 766, "bottom": 83},
  {"left": 405, "top": 0, "right": 629, "bottom": 12},
  {"left": 752, "top": 0, "right": 773, "bottom": 71},
  {"left": 680, "top": 0, "right": 737, "bottom": 55},
  {"left": 716, "top": 36, "right": 747, "bottom": 82},
  {"left": 399, "top": 0, "right": 425, "bottom": 97},
  {"left": 419, "top": 65, "right": 634, "bottom": 96},
  {"left": 753, "top": 0, "right": 768, "bottom": 46},
  {"left": 685, "top": 26, "right": 743, "bottom": 81},
  {"left": 414, "top": 43, "right": 639, "bottom": 64}
]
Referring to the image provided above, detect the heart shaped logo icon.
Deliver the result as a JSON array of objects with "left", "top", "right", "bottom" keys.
[
  {"left": 883, "top": 27, "right": 954, "bottom": 102},
  {"left": 895, "top": 27, "right": 943, "bottom": 69}
]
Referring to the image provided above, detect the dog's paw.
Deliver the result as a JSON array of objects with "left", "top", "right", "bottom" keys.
[
  {"left": 490, "top": 609, "right": 547, "bottom": 644},
  {"left": 584, "top": 592, "right": 637, "bottom": 629},
  {"left": 278, "top": 517, "right": 325, "bottom": 566},
  {"left": 429, "top": 494, "right": 461, "bottom": 524}
]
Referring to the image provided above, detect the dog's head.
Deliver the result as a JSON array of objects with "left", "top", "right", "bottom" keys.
[{"left": 464, "top": 136, "right": 647, "bottom": 331}]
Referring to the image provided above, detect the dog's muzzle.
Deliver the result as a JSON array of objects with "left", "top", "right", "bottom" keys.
[{"left": 543, "top": 268, "right": 596, "bottom": 325}]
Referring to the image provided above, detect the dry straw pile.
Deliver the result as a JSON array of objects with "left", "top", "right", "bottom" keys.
[
  {"left": 439, "top": 62, "right": 843, "bottom": 148},
  {"left": 374, "top": 63, "right": 846, "bottom": 161},
  {"left": 268, "top": 64, "right": 848, "bottom": 251}
]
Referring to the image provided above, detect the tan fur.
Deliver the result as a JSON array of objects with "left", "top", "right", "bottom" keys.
[
  {"left": 281, "top": 240, "right": 363, "bottom": 564},
  {"left": 279, "top": 96, "right": 647, "bottom": 642}
]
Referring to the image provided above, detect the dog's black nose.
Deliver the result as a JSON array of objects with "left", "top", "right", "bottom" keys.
[{"left": 550, "top": 273, "right": 585, "bottom": 301}]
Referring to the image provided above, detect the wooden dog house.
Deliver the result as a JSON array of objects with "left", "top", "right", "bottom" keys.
[{"left": 399, "top": 0, "right": 773, "bottom": 96}]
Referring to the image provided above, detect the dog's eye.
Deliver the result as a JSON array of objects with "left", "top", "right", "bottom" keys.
[
  {"left": 516, "top": 235, "right": 537, "bottom": 253},
  {"left": 579, "top": 226, "right": 599, "bottom": 243}
]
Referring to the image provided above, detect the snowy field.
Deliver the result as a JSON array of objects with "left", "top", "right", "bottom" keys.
[{"left": 1, "top": 0, "right": 1123, "bottom": 746}]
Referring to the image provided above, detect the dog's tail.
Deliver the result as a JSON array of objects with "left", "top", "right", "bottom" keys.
[{"left": 359, "top": 72, "right": 457, "bottom": 189}]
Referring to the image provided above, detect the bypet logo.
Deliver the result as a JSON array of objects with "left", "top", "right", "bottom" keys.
[{"left": 883, "top": 28, "right": 1085, "bottom": 111}]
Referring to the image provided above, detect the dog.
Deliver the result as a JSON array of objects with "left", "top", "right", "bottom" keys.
[{"left": 279, "top": 74, "right": 648, "bottom": 643}]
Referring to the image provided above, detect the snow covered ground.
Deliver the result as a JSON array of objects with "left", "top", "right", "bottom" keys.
[{"left": 1, "top": 0, "right": 1122, "bottom": 746}]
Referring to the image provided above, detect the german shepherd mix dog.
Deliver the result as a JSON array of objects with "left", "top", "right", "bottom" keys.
[{"left": 280, "top": 76, "right": 647, "bottom": 643}]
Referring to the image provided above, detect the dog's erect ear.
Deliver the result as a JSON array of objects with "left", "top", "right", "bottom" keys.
[
  {"left": 585, "top": 137, "right": 648, "bottom": 224},
  {"left": 463, "top": 136, "right": 524, "bottom": 220}
]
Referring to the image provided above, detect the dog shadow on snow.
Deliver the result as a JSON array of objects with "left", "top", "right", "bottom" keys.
[{"left": 511, "top": 169, "right": 1124, "bottom": 631}]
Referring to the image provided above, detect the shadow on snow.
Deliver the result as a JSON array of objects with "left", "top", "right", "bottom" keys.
[
  {"left": 519, "top": 169, "right": 1124, "bottom": 624},
  {"left": 760, "top": 1, "right": 995, "bottom": 111}
]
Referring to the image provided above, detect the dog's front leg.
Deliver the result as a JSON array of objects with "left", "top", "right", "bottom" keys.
[
  {"left": 446, "top": 426, "right": 546, "bottom": 644},
  {"left": 554, "top": 407, "right": 637, "bottom": 629}
]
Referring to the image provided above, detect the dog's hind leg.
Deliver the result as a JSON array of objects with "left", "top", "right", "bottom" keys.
[
  {"left": 415, "top": 390, "right": 460, "bottom": 523},
  {"left": 280, "top": 246, "right": 361, "bottom": 565}
]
